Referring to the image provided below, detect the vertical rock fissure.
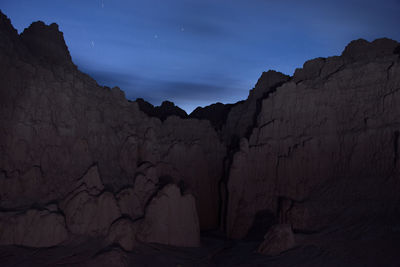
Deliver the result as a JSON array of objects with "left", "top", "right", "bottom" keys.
[
  {"left": 218, "top": 136, "right": 240, "bottom": 232},
  {"left": 393, "top": 130, "right": 399, "bottom": 165}
]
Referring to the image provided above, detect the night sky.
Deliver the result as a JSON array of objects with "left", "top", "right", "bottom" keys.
[{"left": 2, "top": 0, "right": 400, "bottom": 112}]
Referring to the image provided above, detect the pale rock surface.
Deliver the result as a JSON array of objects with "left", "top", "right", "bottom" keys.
[
  {"left": 137, "top": 184, "right": 201, "bottom": 247},
  {"left": 258, "top": 224, "right": 295, "bottom": 256},
  {"left": 0, "top": 209, "right": 68, "bottom": 247}
]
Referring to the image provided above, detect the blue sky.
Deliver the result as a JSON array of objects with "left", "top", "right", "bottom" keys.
[{"left": 2, "top": 0, "right": 400, "bottom": 112}]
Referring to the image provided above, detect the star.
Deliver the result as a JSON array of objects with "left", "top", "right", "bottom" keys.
[
  {"left": 91, "top": 40, "right": 95, "bottom": 48},
  {"left": 180, "top": 27, "right": 185, "bottom": 32},
  {"left": 101, "top": 1, "right": 104, "bottom": 8},
  {"left": 154, "top": 34, "right": 158, "bottom": 39}
]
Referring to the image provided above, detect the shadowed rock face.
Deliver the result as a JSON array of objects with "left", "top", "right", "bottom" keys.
[
  {"left": 341, "top": 38, "right": 399, "bottom": 62},
  {"left": 222, "top": 70, "right": 290, "bottom": 145},
  {"left": 189, "top": 102, "right": 239, "bottom": 130},
  {"left": 226, "top": 37, "right": 400, "bottom": 239},
  {"left": 1, "top": 10, "right": 400, "bottom": 266}
]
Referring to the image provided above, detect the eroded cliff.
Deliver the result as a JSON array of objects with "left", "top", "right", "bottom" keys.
[
  {"left": 0, "top": 11, "right": 225, "bottom": 249},
  {"left": 1, "top": 10, "right": 400, "bottom": 266}
]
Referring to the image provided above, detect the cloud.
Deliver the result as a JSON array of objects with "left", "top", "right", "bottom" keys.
[
  {"left": 81, "top": 69, "right": 139, "bottom": 88},
  {"left": 153, "top": 0, "right": 237, "bottom": 40},
  {"left": 164, "top": 16, "right": 231, "bottom": 39},
  {"left": 145, "top": 80, "right": 244, "bottom": 113},
  {"left": 154, "top": 80, "right": 233, "bottom": 100},
  {"left": 84, "top": 69, "right": 136, "bottom": 85},
  {"left": 79, "top": 67, "right": 245, "bottom": 112}
]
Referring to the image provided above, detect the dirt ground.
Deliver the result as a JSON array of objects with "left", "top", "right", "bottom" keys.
[{"left": 1, "top": 228, "right": 399, "bottom": 267}]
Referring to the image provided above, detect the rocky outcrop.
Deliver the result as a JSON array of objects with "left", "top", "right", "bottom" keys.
[
  {"left": 190, "top": 102, "right": 237, "bottom": 130},
  {"left": 341, "top": 38, "right": 399, "bottom": 62},
  {"left": 136, "top": 184, "right": 201, "bottom": 247},
  {"left": 21, "top": 21, "right": 73, "bottom": 66},
  {"left": 257, "top": 224, "right": 295, "bottom": 256},
  {"left": 226, "top": 38, "right": 400, "bottom": 239},
  {"left": 222, "top": 70, "right": 290, "bottom": 145},
  {"left": 136, "top": 98, "right": 187, "bottom": 121}
]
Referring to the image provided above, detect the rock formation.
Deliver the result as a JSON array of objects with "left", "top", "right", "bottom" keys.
[
  {"left": 136, "top": 184, "right": 201, "bottom": 247},
  {"left": 0, "top": 9, "right": 400, "bottom": 266},
  {"left": 62, "top": 191, "right": 121, "bottom": 236},
  {"left": 0, "top": 10, "right": 223, "bottom": 249},
  {"left": 189, "top": 102, "right": 237, "bottom": 130},
  {"left": 226, "top": 38, "right": 400, "bottom": 239},
  {"left": 136, "top": 98, "right": 187, "bottom": 121},
  {"left": 222, "top": 70, "right": 290, "bottom": 144}
]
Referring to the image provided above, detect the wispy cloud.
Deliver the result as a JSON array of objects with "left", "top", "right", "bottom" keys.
[{"left": 81, "top": 67, "right": 245, "bottom": 112}]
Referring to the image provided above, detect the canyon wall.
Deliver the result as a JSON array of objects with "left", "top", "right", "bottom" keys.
[
  {"left": 226, "top": 39, "right": 400, "bottom": 239},
  {"left": 1, "top": 10, "right": 400, "bottom": 251}
]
